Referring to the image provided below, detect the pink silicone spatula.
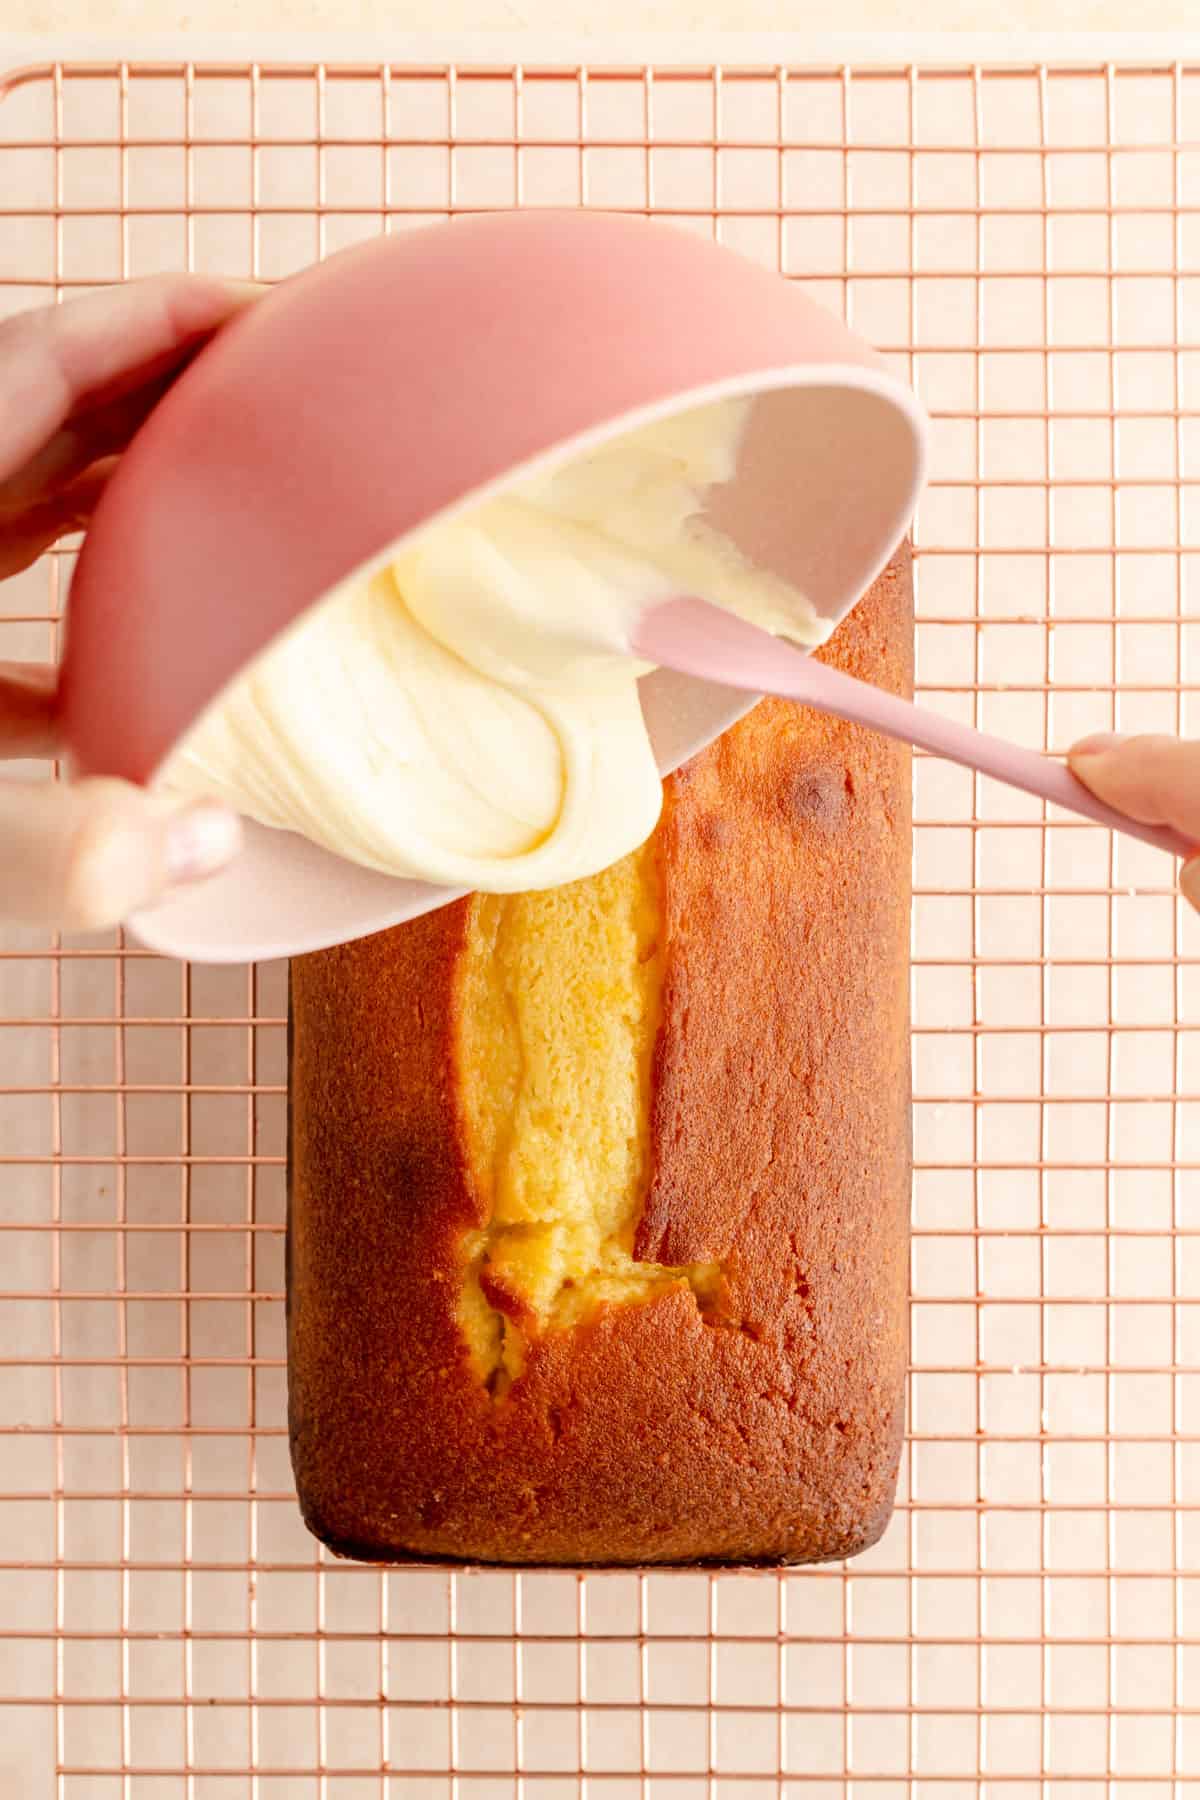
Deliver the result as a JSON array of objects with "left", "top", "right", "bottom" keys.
[{"left": 631, "top": 598, "right": 1194, "bottom": 861}]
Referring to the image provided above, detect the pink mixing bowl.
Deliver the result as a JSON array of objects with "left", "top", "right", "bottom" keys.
[{"left": 59, "top": 209, "right": 927, "bottom": 963}]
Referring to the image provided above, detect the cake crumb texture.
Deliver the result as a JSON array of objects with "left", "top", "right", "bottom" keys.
[{"left": 458, "top": 845, "right": 720, "bottom": 1390}]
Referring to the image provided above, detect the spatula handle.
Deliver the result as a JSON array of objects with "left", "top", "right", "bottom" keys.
[
  {"left": 633, "top": 599, "right": 1194, "bottom": 862},
  {"left": 795, "top": 654, "right": 1193, "bottom": 860}
]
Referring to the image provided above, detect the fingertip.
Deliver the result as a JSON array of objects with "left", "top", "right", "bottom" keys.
[
  {"left": 163, "top": 805, "right": 244, "bottom": 886},
  {"left": 59, "top": 790, "right": 243, "bottom": 933},
  {"left": 1182, "top": 858, "right": 1200, "bottom": 915},
  {"left": 1069, "top": 732, "right": 1127, "bottom": 761},
  {"left": 159, "top": 273, "right": 267, "bottom": 336}
]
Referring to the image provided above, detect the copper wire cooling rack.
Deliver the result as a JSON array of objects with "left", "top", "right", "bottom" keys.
[{"left": 3, "top": 51, "right": 1200, "bottom": 1797}]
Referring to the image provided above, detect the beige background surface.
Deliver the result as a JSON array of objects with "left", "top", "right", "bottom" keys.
[{"left": 3, "top": 5, "right": 1200, "bottom": 39}]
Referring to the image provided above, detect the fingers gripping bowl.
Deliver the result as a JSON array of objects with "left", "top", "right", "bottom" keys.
[{"left": 58, "top": 209, "right": 925, "bottom": 963}]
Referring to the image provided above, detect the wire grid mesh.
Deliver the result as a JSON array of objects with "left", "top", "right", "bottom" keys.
[{"left": 2, "top": 49, "right": 1200, "bottom": 1796}]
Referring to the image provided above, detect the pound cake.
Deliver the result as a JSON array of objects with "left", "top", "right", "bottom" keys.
[{"left": 288, "top": 545, "right": 913, "bottom": 1566}]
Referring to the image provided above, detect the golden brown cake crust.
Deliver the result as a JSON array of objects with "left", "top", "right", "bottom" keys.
[{"left": 288, "top": 546, "right": 913, "bottom": 1566}]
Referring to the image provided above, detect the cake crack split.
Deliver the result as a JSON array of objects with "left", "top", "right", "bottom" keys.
[{"left": 456, "top": 840, "right": 721, "bottom": 1392}]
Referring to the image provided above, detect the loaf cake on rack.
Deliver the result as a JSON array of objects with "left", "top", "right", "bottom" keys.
[{"left": 287, "top": 546, "right": 913, "bottom": 1566}]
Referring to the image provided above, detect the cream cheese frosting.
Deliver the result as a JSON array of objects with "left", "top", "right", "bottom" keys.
[{"left": 156, "top": 396, "right": 825, "bottom": 892}]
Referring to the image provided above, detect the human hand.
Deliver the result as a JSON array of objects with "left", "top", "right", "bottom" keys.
[
  {"left": 0, "top": 275, "right": 259, "bottom": 931},
  {"left": 1070, "top": 733, "right": 1200, "bottom": 911}
]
